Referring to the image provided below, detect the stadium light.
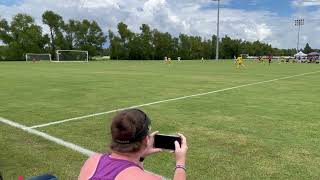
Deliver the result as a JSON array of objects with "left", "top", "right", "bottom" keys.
[
  {"left": 212, "top": 0, "right": 220, "bottom": 61},
  {"left": 294, "top": 19, "right": 304, "bottom": 53}
]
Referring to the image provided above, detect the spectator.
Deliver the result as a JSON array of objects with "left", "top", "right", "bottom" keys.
[{"left": 79, "top": 109, "right": 188, "bottom": 180}]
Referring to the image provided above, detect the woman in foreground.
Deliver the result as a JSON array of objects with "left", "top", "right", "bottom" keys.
[{"left": 79, "top": 109, "right": 188, "bottom": 180}]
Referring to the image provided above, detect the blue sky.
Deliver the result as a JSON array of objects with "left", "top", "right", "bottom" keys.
[
  {"left": 227, "top": 0, "right": 295, "bottom": 16},
  {"left": 200, "top": 0, "right": 318, "bottom": 16},
  {"left": 0, "top": 0, "right": 22, "bottom": 6},
  {"left": 1, "top": 0, "right": 320, "bottom": 48},
  {"left": 199, "top": 0, "right": 294, "bottom": 16}
]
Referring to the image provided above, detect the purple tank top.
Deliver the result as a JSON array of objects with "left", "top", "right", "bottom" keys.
[{"left": 89, "top": 154, "right": 143, "bottom": 180}]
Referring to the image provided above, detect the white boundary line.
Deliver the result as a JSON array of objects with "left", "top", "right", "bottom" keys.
[
  {"left": 0, "top": 117, "right": 95, "bottom": 156},
  {"left": 29, "top": 70, "right": 320, "bottom": 129}
]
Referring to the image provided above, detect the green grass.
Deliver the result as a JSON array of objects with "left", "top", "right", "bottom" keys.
[{"left": 1, "top": 60, "right": 320, "bottom": 179}]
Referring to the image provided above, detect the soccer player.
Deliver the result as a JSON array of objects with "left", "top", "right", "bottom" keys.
[
  {"left": 178, "top": 57, "right": 181, "bottom": 62},
  {"left": 279, "top": 56, "right": 285, "bottom": 64},
  {"left": 236, "top": 55, "right": 245, "bottom": 68},
  {"left": 268, "top": 55, "right": 272, "bottom": 66},
  {"left": 166, "top": 57, "right": 172, "bottom": 64},
  {"left": 257, "top": 56, "right": 262, "bottom": 63}
]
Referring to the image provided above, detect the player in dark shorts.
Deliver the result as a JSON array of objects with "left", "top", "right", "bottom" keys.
[{"left": 268, "top": 55, "right": 272, "bottom": 66}]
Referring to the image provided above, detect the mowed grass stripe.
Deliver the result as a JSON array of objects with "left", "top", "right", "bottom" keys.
[{"left": 29, "top": 70, "right": 320, "bottom": 129}]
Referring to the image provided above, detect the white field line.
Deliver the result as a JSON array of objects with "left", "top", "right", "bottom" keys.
[
  {"left": 0, "top": 117, "right": 95, "bottom": 156},
  {"left": 29, "top": 70, "right": 320, "bottom": 129}
]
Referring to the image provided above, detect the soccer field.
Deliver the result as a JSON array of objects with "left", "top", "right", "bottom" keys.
[{"left": 1, "top": 60, "right": 320, "bottom": 179}]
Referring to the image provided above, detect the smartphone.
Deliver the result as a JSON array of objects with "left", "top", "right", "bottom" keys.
[{"left": 154, "top": 134, "right": 182, "bottom": 150}]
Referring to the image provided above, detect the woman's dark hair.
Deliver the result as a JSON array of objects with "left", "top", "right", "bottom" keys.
[{"left": 110, "top": 109, "right": 150, "bottom": 153}]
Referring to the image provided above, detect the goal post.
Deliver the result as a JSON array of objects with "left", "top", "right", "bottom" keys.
[
  {"left": 25, "top": 53, "right": 52, "bottom": 61},
  {"left": 55, "top": 50, "right": 89, "bottom": 62}
]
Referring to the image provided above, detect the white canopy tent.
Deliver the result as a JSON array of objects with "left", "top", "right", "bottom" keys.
[
  {"left": 294, "top": 51, "right": 307, "bottom": 58},
  {"left": 294, "top": 51, "right": 307, "bottom": 62}
]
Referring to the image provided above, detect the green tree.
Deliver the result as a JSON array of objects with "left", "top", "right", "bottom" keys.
[
  {"left": 117, "top": 22, "right": 134, "bottom": 59},
  {"left": 189, "top": 36, "right": 202, "bottom": 59},
  {"left": 220, "top": 36, "right": 242, "bottom": 58},
  {"left": 73, "top": 20, "right": 106, "bottom": 56},
  {"left": 42, "top": 11, "right": 65, "bottom": 57},
  {"left": 108, "top": 30, "right": 122, "bottom": 60},
  {"left": 201, "top": 39, "right": 212, "bottom": 59},
  {"left": 0, "top": 45, "right": 9, "bottom": 60},
  {"left": 0, "top": 14, "right": 48, "bottom": 60},
  {"left": 172, "top": 37, "right": 179, "bottom": 60},
  {"left": 64, "top": 19, "right": 78, "bottom": 49},
  {"left": 0, "top": 18, "right": 12, "bottom": 44},
  {"left": 105, "top": 22, "right": 300, "bottom": 60},
  {"left": 303, "top": 43, "right": 313, "bottom": 54},
  {"left": 140, "top": 24, "right": 153, "bottom": 60},
  {"left": 128, "top": 34, "right": 144, "bottom": 60},
  {"left": 178, "top": 34, "right": 191, "bottom": 59},
  {"left": 153, "top": 30, "right": 173, "bottom": 60}
]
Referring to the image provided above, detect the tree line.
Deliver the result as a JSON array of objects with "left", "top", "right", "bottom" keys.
[
  {"left": 0, "top": 11, "right": 106, "bottom": 60},
  {"left": 0, "top": 11, "right": 317, "bottom": 61}
]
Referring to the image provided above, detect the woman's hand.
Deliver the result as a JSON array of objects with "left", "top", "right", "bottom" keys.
[
  {"left": 174, "top": 133, "right": 188, "bottom": 166},
  {"left": 142, "top": 131, "right": 162, "bottom": 157}
]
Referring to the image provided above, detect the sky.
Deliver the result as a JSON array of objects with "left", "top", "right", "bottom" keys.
[{"left": 0, "top": 0, "right": 320, "bottom": 49}]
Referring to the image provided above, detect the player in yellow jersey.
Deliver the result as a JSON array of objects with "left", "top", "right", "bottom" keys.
[
  {"left": 164, "top": 57, "right": 172, "bottom": 64},
  {"left": 236, "top": 55, "right": 246, "bottom": 68}
]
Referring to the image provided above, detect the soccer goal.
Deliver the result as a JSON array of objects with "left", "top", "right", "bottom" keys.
[
  {"left": 55, "top": 50, "right": 89, "bottom": 62},
  {"left": 25, "top": 53, "right": 52, "bottom": 61}
]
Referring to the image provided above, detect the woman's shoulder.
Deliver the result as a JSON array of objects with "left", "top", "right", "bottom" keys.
[
  {"left": 116, "top": 166, "right": 163, "bottom": 180},
  {"left": 83, "top": 153, "right": 103, "bottom": 167},
  {"left": 78, "top": 153, "right": 103, "bottom": 180}
]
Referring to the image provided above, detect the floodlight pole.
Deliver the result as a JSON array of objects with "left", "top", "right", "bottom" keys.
[
  {"left": 213, "top": 0, "right": 220, "bottom": 61},
  {"left": 216, "top": 0, "right": 220, "bottom": 61},
  {"left": 297, "top": 24, "right": 300, "bottom": 52},
  {"left": 294, "top": 19, "right": 304, "bottom": 53}
]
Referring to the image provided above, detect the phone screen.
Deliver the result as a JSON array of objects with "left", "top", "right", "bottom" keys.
[{"left": 154, "top": 134, "right": 182, "bottom": 150}]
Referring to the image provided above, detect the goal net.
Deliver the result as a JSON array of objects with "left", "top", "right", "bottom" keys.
[
  {"left": 55, "top": 50, "right": 88, "bottom": 62},
  {"left": 25, "top": 53, "right": 51, "bottom": 61}
]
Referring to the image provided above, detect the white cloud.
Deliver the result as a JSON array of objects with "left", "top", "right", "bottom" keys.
[
  {"left": 80, "top": 0, "right": 120, "bottom": 9},
  {"left": 292, "top": 0, "right": 320, "bottom": 7},
  {"left": 0, "top": 0, "right": 320, "bottom": 49},
  {"left": 243, "top": 23, "right": 272, "bottom": 41}
]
